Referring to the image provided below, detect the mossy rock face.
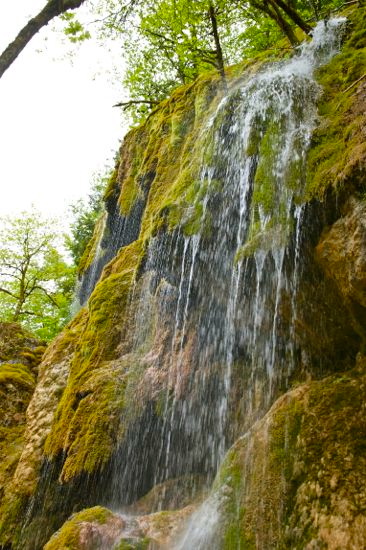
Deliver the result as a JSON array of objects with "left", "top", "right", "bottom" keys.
[
  {"left": 0, "top": 315, "right": 85, "bottom": 548},
  {"left": 44, "top": 240, "right": 145, "bottom": 482},
  {"left": 306, "top": 4, "right": 366, "bottom": 199},
  {"left": 44, "top": 506, "right": 124, "bottom": 550},
  {"left": 0, "top": 323, "right": 44, "bottom": 490},
  {"left": 206, "top": 358, "right": 366, "bottom": 549},
  {"left": 0, "top": 323, "right": 45, "bottom": 546},
  {"left": 0, "top": 361, "right": 35, "bottom": 501}
]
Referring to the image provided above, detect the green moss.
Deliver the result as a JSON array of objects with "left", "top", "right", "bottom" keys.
[
  {"left": 0, "top": 363, "right": 35, "bottom": 389},
  {"left": 44, "top": 506, "right": 114, "bottom": 550},
  {"left": 0, "top": 328, "right": 43, "bottom": 548},
  {"left": 253, "top": 120, "right": 281, "bottom": 213},
  {"left": 212, "top": 358, "right": 366, "bottom": 548},
  {"left": 0, "top": 493, "right": 29, "bottom": 548},
  {"left": 44, "top": 240, "right": 145, "bottom": 481},
  {"left": 103, "top": 164, "right": 119, "bottom": 202},
  {"left": 0, "top": 327, "right": 39, "bottom": 481},
  {"left": 0, "top": 322, "right": 42, "bottom": 363},
  {"left": 223, "top": 507, "right": 256, "bottom": 550},
  {"left": 306, "top": 5, "right": 366, "bottom": 198}
]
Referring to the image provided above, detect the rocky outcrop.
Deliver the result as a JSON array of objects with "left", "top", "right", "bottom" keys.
[
  {"left": 43, "top": 504, "right": 196, "bottom": 549},
  {"left": 316, "top": 197, "right": 366, "bottom": 339},
  {"left": 0, "top": 323, "right": 45, "bottom": 539},
  {"left": 0, "top": 4, "right": 365, "bottom": 550},
  {"left": 43, "top": 507, "right": 126, "bottom": 550}
]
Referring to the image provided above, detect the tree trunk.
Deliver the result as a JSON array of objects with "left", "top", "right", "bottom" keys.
[
  {"left": 274, "top": 0, "right": 312, "bottom": 34},
  {"left": 267, "top": 0, "right": 299, "bottom": 45},
  {"left": 208, "top": 2, "right": 227, "bottom": 90},
  {"left": 252, "top": 0, "right": 299, "bottom": 46},
  {"left": 0, "top": 0, "right": 86, "bottom": 79}
]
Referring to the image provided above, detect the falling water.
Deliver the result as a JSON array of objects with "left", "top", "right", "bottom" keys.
[
  {"left": 111, "top": 15, "right": 345, "bottom": 513},
  {"left": 168, "top": 18, "right": 346, "bottom": 548},
  {"left": 112, "top": 18, "right": 344, "bottom": 504}
]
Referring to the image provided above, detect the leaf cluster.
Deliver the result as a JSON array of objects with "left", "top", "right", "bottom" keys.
[
  {"left": 65, "top": 166, "right": 111, "bottom": 266},
  {"left": 0, "top": 210, "right": 75, "bottom": 340}
]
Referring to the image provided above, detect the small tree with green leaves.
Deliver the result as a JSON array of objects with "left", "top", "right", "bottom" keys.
[
  {"left": 65, "top": 167, "right": 111, "bottom": 267},
  {"left": 0, "top": 210, "right": 75, "bottom": 340}
]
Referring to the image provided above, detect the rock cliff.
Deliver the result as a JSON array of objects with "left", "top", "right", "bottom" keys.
[{"left": 0, "top": 4, "right": 365, "bottom": 549}]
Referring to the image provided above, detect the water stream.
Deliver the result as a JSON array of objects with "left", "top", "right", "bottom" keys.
[{"left": 113, "top": 17, "right": 345, "bottom": 497}]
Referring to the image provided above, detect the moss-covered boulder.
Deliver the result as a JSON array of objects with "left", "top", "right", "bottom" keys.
[
  {"left": 44, "top": 506, "right": 125, "bottom": 550},
  {"left": 43, "top": 504, "right": 195, "bottom": 550}
]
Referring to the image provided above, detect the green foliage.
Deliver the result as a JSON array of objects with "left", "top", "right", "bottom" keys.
[
  {"left": 114, "top": 0, "right": 278, "bottom": 122},
  {"left": 65, "top": 167, "right": 111, "bottom": 267},
  {"left": 0, "top": 210, "right": 75, "bottom": 340},
  {"left": 60, "top": 12, "right": 91, "bottom": 43}
]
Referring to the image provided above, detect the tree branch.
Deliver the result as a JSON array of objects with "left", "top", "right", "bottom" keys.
[
  {"left": 0, "top": 0, "right": 87, "bottom": 79},
  {"left": 33, "top": 285, "right": 60, "bottom": 307},
  {"left": 0, "top": 287, "right": 18, "bottom": 299},
  {"left": 113, "top": 99, "right": 159, "bottom": 111}
]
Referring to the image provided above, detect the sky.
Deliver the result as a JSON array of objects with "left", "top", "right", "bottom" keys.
[{"left": 0, "top": 1, "right": 128, "bottom": 221}]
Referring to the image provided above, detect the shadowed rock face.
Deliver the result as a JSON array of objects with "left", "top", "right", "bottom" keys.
[
  {"left": 1, "top": 5, "right": 366, "bottom": 550},
  {"left": 316, "top": 197, "right": 366, "bottom": 338}
]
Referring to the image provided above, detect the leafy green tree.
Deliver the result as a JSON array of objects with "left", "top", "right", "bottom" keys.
[
  {"left": 117, "top": 0, "right": 244, "bottom": 120},
  {"left": 0, "top": 210, "right": 75, "bottom": 340},
  {"left": 66, "top": 168, "right": 110, "bottom": 267}
]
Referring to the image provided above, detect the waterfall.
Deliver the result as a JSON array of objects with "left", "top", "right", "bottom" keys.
[
  {"left": 106, "top": 18, "right": 346, "bottom": 523},
  {"left": 166, "top": 18, "right": 346, "bottom": 549}
]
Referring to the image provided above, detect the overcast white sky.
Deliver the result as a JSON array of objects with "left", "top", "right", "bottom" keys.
[{"left": 0, "top": 1, "right": 127, "bottom": 220}]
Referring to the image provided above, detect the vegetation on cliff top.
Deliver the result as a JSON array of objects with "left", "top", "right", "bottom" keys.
[{"left": 1, "top": 1, "right": 343, "bottom": 120}]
